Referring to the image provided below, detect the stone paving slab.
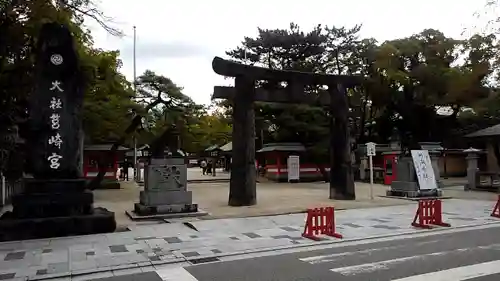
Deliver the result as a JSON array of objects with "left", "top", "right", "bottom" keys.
[{"left": 0, "top": 199, "right": 498, "bottom": 280}]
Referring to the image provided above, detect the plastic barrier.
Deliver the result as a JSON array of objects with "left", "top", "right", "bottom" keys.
[
  {"left": 411, "top": 199, "right": 450, "bottom": 229},
  {"left": 302, "top": 207, "right": 342, "bottom": 241},
  {"left": 491, "top": 195, "right": 500, "bottom": 219}
]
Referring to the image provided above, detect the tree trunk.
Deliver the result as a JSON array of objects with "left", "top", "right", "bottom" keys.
[
  {"left": 329, "top": 84, "right": 355, "bottom": 200},
  {"left": 317, "top": 160, "right": 330, "bottom": 183},
  {"left": 358, "top": 98, "right": 368, "bottom": 144},
  {"left": 492, "top": 141, "right": 500, "bottom": 170},
  {"left": 228, "top": 77, "right": 256, "bottom": 206}
]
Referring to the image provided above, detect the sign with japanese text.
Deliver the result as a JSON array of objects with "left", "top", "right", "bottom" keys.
[
  {"left": 28, "top": 23, "right": 85, "bottom": 179},
  {"left": 287, "top": 155, "right": 300, "bottom": 182},
  {"left": 366, "top": 142, "right": 376, "bottom": 156},
  {"left": 47, "top": 81, "right": 64, "bottom": 170},
  {"left": 411, "top": 150, "right": 438, "bottom": 190}
]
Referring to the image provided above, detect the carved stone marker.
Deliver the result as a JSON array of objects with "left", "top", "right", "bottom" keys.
[
  {"left": 464, "top": 147, "right": 480, "bottom": 190},
  {"left": 388, "top": 149, "right": 442, "bottom": 198},
  {"left": 133, "top": 158, "right": 198, "bottom": 216},
  {"left": 0, "top": 23, "right": 116, "bottom": 241}
]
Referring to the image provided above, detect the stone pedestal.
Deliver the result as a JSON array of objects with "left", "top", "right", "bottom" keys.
[
  {"left": 428, "top": 151, "right": 444, "bottom": 189},
  {"left": 12, "top": 179, "right": 92, "bottom": 218},
  {"left": 132, "top": 158, "right": 200, "bottom": 217},
  {"left": 464, "top": 148, "right": 480, "bottom": 190},
  {"left": 0, "top": 178, "right": 116, "bottom": 241},
  {"left": 388, "top": 156, "right": 441, "bottom": 198}
]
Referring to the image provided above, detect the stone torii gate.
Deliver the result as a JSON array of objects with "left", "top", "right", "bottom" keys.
[{"left": 211, "top": 57, "right": 364, "bottom": 206}]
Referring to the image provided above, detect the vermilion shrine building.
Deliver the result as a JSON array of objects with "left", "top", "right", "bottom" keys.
[
  {"left": 257, "top": 143, "right": 328, "bottom": 181},
  {"left": 83, "top": 144, "right": 129, "bottom": 179},
  {"left": 258, "top": 142, "right": 468, "bottom": 184}
]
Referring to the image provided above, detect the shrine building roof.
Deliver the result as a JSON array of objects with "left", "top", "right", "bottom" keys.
[
  {"left": 257, "top": 143, "right": 306, "bottom": 153},
  {"left": 84, "top": 144, "right": 129, "bottom": 151},
  {"left": 465, "top": 124, "right": 500, "bottom": 138}
]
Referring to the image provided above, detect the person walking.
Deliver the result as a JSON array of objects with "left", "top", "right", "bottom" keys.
[
  {"left": 200, "top": 159, "right": 207, "bottom": 175},
  {"left": 207, "top": 160, "right": 213, "bottom": 175},
  {"left": 116, "top": 166, "right": 122, "bottom": 180},
  {"left": 123, "top": 162, "right": 129, "bottom": 181}
]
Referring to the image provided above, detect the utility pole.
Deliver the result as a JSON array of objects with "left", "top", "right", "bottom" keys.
[{"left": 133, "top": 26, "right": 138, "bottom": 180}]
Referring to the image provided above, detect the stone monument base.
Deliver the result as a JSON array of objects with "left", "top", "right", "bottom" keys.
[
  {"left": 11, "top": 191, "right": 94, "bottom": 217},
  {"left": 0, "top": 178, "right": 117, "bottom": 241},
  {"left": 388, "top": 181, "right": 442, "bottom": 198},
  {"left": 133, "top": 202, "right": 198, "bottom": 216},
  {"left": 0, "top": 207, "right": 116, "bottom": 242},
  {"left": 126, "top": 202, "right": 207, "bottom": 221},
  {"left": 126, "top": 207, "right": 208, "bottom": 221}
]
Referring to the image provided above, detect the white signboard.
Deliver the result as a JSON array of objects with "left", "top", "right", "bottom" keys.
[
  {"left": 287, "top": 155, "right": 300, "bottom": 182},
  {"left": 366, "top": 142, "right": 376, "bottom": 156},
  {"left": 366, "top": 142, "right": 376, "bottom": 200},
  {"left": 411, "top": 150, "right": 438, "bottom": 190}
]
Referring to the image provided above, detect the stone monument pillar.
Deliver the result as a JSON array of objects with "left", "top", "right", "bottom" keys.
[
  {"left": 132, "top": 156, "right": 202, "bottom": 218},
  {"left": 389, "top": 156, "right": 419, "bottom": 195},
  {"left": 429, "top": 153, "right": 443, "bottom": 188},
  {"left": 359, "top": 156, "right": 368, "bottom": 181},
  {"left": 464, "top": 147, "right": 480, "bottom": 191},
  {"left": 0, "top": 23, "right": 116, "bottom": 241}
]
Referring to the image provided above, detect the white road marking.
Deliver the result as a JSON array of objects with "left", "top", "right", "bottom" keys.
[
  {"left": 300, "top": 239, "right": 445, "bottom": 264},
  {"left": 156, "top": 267, "right": 199, "bottom": 281},
  {"left": 415, "top": 239, "right": 440, "bottom": 246},
  {"left": 330, "top": 248, "right": 470, "bottom": 276},
  {"left": 300, "top": 245, "right": 403, "bottom": 264},
  {"left": 390, "top": 259, "right": 500, "bottom": 281}
]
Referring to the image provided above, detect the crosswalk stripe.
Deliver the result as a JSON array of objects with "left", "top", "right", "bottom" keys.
[
  {"left": 299, "top": 245, "right": 402, "bottom": 263},
  {"left": 156, "top": 267, "right": 199, "bottom": 281},
  {"left": 299, "top": 240, "right": 443, "bottom": 264},
  {"left": 329, "top": 248, "right": 470, "bottom": 275},
  {"left": 390, "top": 259, "right": 500, "bottom": 281}
]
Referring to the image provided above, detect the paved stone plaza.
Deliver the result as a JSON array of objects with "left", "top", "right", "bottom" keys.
[
  {"left": 92, "top": 172, "right": 498, "bottom": 230},
  {"left": 0, "top": 199, "right": 498, "bottom": 280}
]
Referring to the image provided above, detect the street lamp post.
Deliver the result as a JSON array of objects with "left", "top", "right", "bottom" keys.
[{"left": 133, "top": 26, "right": 138, "bottom": 179}]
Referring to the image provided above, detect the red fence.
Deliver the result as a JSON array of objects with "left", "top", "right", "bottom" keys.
[
  {"left": 412, "top": 199, "right": 450, "bottom": 229},
  {"left": 302, "top": 207, "right": 342, "bottom": 241}
]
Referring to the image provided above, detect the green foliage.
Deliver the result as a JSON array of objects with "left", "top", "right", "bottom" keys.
[
  {"left": 221, "top": 22, "right": 500, "bottom": 153},
  {"left": 81, "top": 50, "right": 138, "bottom": 143},
  {"left": 372, "top": 29, "right": 498, "bottom": 148},
  {"left": 134, "top": 71, "right": 231, "bottom": 154},
  {"left": 184, "top": 113, "right": 232, "bottom": 153},
  {"left": 1, "top": 0, "right": 138, "bottom": 142},
  {"left": 224, "top": 23, "right": 332, "bottom": 158}
]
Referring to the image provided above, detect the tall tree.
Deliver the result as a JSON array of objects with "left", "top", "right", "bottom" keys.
[
  {"left": 82, "top": 50, "right": 138, "bottom": 143},
  {"left": 372, "top": 29, "right": 497, "bottom": 151},
  {"left": 225, "top": 23, "right": 330, "bottom": 158}
]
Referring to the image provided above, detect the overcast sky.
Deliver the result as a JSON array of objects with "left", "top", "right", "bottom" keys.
[{"left": 87, "top": 0, "right": 489, "bottom": 105}]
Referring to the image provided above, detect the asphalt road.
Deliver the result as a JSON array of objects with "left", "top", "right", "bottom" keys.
[{"left": 183, "top": 225, "right": 500, "bottom": 281}]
